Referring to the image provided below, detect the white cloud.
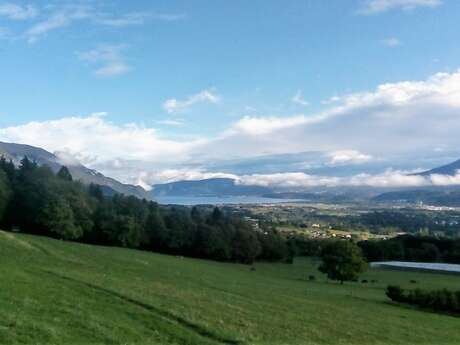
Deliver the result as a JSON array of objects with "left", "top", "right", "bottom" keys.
[
  {"left": 226, "top": 115, "right": 311, "bottom": 136},
  {"left": 25, "top": 4, "right": 91, "bottom": 43},
  {"left": 237, "top": 172, "right": 342, "bottom": 188},
  {"left": 291, "top": 90, "right": 309, "bottom": 106},
  {"left": 0, "top": 113, "right": 202, "bottom": 170},
  {"left": 95, "top": 62, "right": 130, "bottom": 77},
  {"left": 202, "top": 69, "right": 460, "bottom": 162},
  {"left": 0, "top": 2, "right": 37, "bottom": 20},
  {"left": 163, "top": 90, "right": 221, "bottom": 114},
  {"left": 94, "top": 12, "right": 152, "bottom": 27},
  {"left": 19, "top": 4, "right": 183, "bottom": 43},
  {"left": 429, "top": 172, "right": 460, "bottom": 186},
  {"left": 54, "top": 150, "right": 83, "bottom": 167},
  {"left": 78, "top": 45, "right": 130, "bottom": 77},
  {"left": 134, "top": 167, "right": 460, "bottom": 189},
  {"left": 328, "top": 150, "right": 373, "bottom": 165},
  {"left": 358, "top": 0, "right": 442, "bottom": 14},
  {"left": 157, "top": 119, "right": 185, "bottom": 126},
  {"left": 234, "top": 170, "right": 460, "bottom": 189},
  {"left": 95, "top": 12, "right": 185, "bottom": 27},
  {"left": 382, "top": 37, "right": 402, "bottom": 47},
  {"left": 3, "top": 69, "right": 460, "bottom": 189}
]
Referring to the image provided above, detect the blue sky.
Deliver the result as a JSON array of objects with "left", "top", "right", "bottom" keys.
[{"left": 1, "top": 0, "right": 460, "bottom": 188}]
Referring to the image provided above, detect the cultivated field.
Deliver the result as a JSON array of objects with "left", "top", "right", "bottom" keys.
[{"left": 0, "top": 230, "right": 459, "bottom": 345}]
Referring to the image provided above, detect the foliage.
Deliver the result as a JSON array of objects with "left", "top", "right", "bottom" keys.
[
  {"left": 386, "top": 285, "right": 460, "bottom": 314},
  {"left": 359, "top": 235, "right": 460, "bottom": 264},
  {"left": 319, "top": 241, "right": 367, "bottom": 284},
  {"left": 0, "top": 170, "right": 11, "bottom": 221},
  {"left": 0, "top": 156, "right": 291, "bottom": 264},
  {"left": 57, "top": 166, "right": 73, "bottom": 181}
]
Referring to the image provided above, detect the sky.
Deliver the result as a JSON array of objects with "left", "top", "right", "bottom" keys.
[{"left": 1, "top": 0, "right": 460, "bottom": 189}]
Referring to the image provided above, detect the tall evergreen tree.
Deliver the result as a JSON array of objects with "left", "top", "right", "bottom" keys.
[
  {"left": 57, "top": 166, "right": 73, "bottom": 181},
  {"left": 0, "top": 170, "right": 11, "bottom": 223}
]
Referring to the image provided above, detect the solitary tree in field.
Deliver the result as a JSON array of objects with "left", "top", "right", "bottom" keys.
[{"left": 319, "top": 241, "right": 367, "bottom": 284}]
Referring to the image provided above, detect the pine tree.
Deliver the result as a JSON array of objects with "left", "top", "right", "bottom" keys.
[{"left": 57, "top": 166, "right": 73, "bottom": 181}]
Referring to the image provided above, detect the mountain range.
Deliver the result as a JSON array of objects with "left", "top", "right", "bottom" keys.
[
  {"left": 2, "top": 140, "right": 460, "bottom": 205},
  {"left": 372, "top": 160, "right": 460, "bottom": 206}
]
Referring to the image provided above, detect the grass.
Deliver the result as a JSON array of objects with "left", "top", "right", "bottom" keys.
[{"left": 0, "top": 230, "right": 459, "bottom": 345}]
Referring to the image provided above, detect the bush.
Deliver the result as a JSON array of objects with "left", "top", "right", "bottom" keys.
[
  {"left": 386, "top": 285, "right": 406, "bottom": 303},
  {"left": 386, "top": 285, "right": 460, "bottom": 314}
]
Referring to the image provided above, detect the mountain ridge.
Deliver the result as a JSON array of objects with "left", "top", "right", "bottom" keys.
[
  {"left": 0, "top": 141, "right": 148, "bottom": 199},
  {"left": 151, "top": 177, "right": 271, "bottom": 197},
  {"left": 417, "top": 159, "right": 460, "bottom": 176}
]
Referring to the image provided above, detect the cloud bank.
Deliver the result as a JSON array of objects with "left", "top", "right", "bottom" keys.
[
  {"left": 139, "top": 169, "right": 460, "bottom": 189},
  {"left": 2, "top": 69, "right": 460, "bottom": 188}
]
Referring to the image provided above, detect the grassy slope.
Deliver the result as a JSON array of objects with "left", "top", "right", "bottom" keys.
[{"left": 0, "top": 231, "right": 459, "bottom": 345}]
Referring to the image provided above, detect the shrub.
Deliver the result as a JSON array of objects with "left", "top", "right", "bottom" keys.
[
  {"left": 386, "top": 285, "right": 406, "bottom": 303},
  {"left": 386, "top": 285, "right": 460, "bottom": 314}
]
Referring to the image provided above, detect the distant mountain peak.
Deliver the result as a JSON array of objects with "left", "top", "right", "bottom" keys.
[
  {"left": 0, "top": 141, "right": 148, "bottom": 199},
  {"left": 418, "top": 158, "right": 460, "bottom": 176},
  {"left": 151, "top": 177, "right": 271, "bottom": 197}
]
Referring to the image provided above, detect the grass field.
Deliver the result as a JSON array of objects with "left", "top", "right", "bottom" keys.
[{"left": 0, "top": 230, "right": 459, "bottom": 345}]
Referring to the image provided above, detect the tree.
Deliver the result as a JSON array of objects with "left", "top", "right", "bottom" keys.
[
  {"left": 39, "top": 194, "right": 83, "bottom": 240},
  {"left": 208, "top": 207, "right": 223, "bottom": 225},
  {"left": 88, "top": 183, "right": 104, "bottom": 201},
  {"left": 19, "top": 156, "right": 37, "bottom": 173},
  {"left": 419, "top": 242, "right": 440, "bottom": 262},
  {"left": 319, "top": 241, "right": 367, "bottom": 284},
  {"left": 194, "top": 224, "right": 231, "bottom": 261},
  {"left": 0, "top": 158, "right": 292, "bottom": 264},
  {"left": 57, "top": 166, "right": 73, "bottom": 181},
  {"left": 191, "top": 206, "right": 203, "bottom": 223},
  {"left": 231, "top": 226, "right": 261, "bottom": 264},
  {"left": 256, "top": 229, "right": 288, "bottom": 262},
  {"left": 0, "top": 170, "right": 11, "bottom": 223},
  {"left": 0, "top": 157, "right": 16, "bottom": 181}
]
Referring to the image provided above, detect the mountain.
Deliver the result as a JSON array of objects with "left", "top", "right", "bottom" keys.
[
  {"left": 373, "top": 158, "right": 460, "bottom": 205},
  {"left": 0, "top": 141, "right": 148, "bottom": 199},
  {"left": 417, "top": 158, "right": 460, "bottom": 176},
  {"left": 372, "top": 188, "right": 460, "bottom": 206},
  {"left": 151, "top": 178, "right": 271, "bottom": 197}
]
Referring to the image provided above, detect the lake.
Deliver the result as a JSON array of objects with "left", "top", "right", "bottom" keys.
[{"left": 154, "top": 195, "right": 302, "bottom": 205}]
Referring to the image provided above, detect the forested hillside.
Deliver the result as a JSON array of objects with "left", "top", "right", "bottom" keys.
[{"left": 0, "top": 156, "right": 292, "bottom": 264}]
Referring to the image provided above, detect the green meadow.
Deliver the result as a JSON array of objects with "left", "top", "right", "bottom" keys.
[{"left": 0, "top": 230, "right": 459, "bottom": 345}]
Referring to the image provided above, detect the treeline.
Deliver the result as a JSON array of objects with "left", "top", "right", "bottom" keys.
[
  {"left": 0, "top": 157, "right": 293, "bottom": 264},
  {"left": 358, "top": 235, "right": 460, "bottom": 264},
  {"left": 359, "top": 210, "right": 460, "bottom": 235},
  {"left": 286, "top": 234, "right": 460, "bottom": 265},
  {"left": 386, "top": 285, "right": 460, "bottom": 314}
]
